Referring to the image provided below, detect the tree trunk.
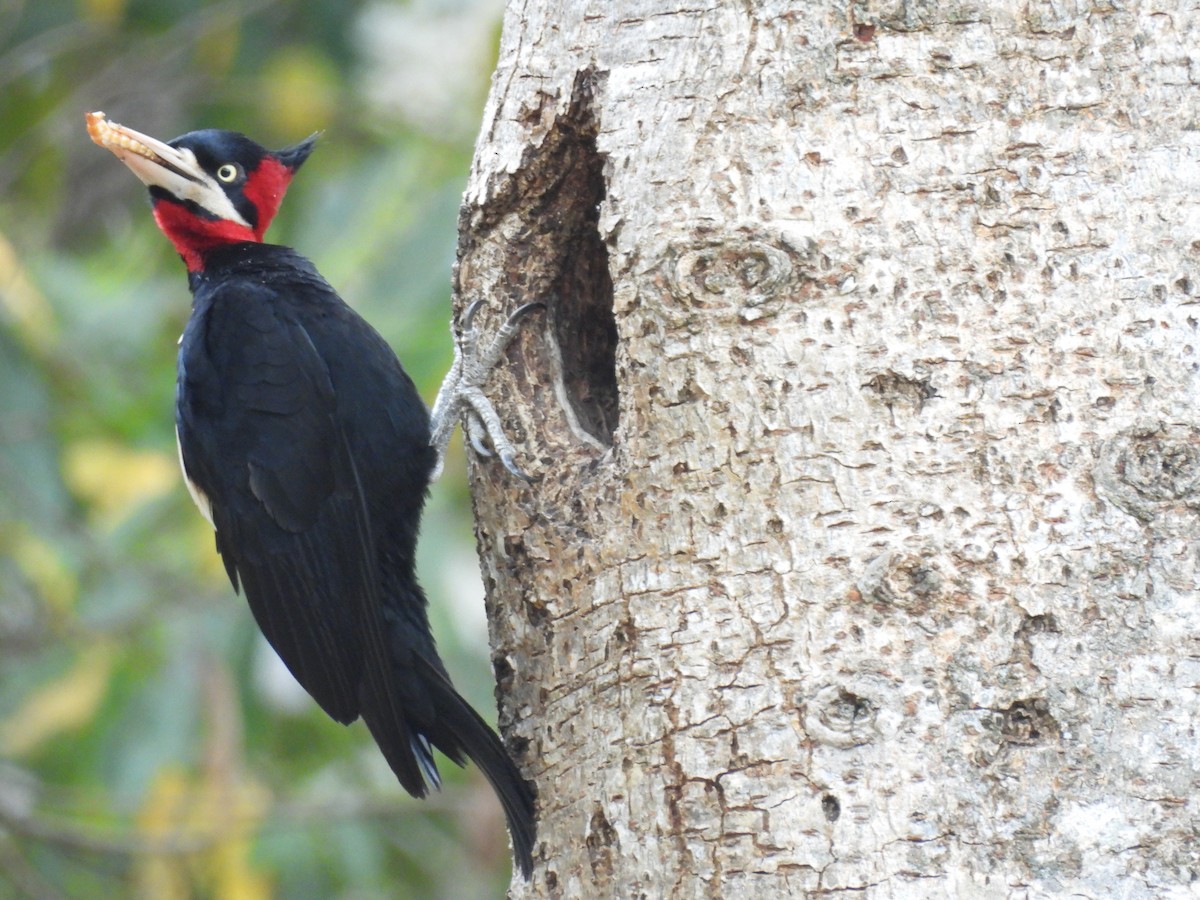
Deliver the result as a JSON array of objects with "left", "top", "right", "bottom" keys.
[{"left": 457, "top": 1, "right": 1200, "bottom": 896}]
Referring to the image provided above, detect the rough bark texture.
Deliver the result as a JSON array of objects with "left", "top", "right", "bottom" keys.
[{"left": 455, "top": 2, "right": 1200, "bottom": 897}]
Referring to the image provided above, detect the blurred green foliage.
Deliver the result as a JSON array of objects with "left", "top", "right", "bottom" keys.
[{"left": 0, "top": 1, "right": 516, "bottom": 896}]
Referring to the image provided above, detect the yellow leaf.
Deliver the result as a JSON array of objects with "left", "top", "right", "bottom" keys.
[
  {"left": 77, "top": 0, "right": 127, "bottom": 26},
  {"left": 0, "top": 643, "right": 114, "bottom": 756},
  {"left": 260, "top": 48, "right": 337, "bottom": 138},
  {"left": 210, "top": 812, "right": 272, "bottom": 900},
  {"left": 194, "top": 15, "right": 241, "bottom": 77},
  {"left": 4, "top": 526, "right": 77, "bottom": 618},
  {"left": 0, "top": 229, "right": 56, "bottom": 351},
  {"left": 62, "top": 439, "right": 178, "bottom": 527},
  {"left": 135, "top": 766, "right": 273, "bottom": 900},
  {"left": 135, "top": 768, "right": 192, "bottom": 900}
]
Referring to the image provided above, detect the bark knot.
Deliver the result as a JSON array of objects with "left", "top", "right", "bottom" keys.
[
  {"left": 664, "top": 230, "right": 819, "bottom": 325},
  {"left": 805, "top": 685, "right": 880, "bottom": 748},
  {"left": 1095, "top": 424, "right": 1200, "bottom": 525}
]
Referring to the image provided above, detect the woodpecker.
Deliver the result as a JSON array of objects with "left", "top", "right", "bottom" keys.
[{"left": 86, "top": 112, "right": 535, "bottom": 877}]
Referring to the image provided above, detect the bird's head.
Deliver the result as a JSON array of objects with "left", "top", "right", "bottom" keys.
[{"left": 87, "top": 111, "right": 317, "bottom": 272}]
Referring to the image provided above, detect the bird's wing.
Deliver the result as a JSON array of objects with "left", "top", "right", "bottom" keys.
[{"left": 177, "top": 293, "right": 393, "bottom": 728}]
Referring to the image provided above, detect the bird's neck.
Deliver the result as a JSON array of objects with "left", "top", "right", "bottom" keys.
[
  {"left": 154, "top": 200, "right": 259, "bottom": 273},
  {"left": 185, "top": 242, "right": 315, "bottom": 293}
]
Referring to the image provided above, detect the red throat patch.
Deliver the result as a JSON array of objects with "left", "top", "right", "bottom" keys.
[
  {"left": 243, "top": 157, "right": 295, "bottom": 240},
  {"left": 153, "top": 201, "right": 256, "bottom": 273}
]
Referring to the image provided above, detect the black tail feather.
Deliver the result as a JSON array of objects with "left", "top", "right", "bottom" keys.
[
  {"left": 357, "top": 651, "right": 536, "bottom": 879},
  {"left": 358, "top": 672, "right": 432, "bottom": 798},
  {"left": 412, "top": 653, "right": 536, "bottom": 879},
  {"left": 410, "top": 732, "right": 442, "bottom": 789}
]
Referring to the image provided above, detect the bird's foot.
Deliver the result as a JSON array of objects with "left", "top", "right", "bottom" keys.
[{"left": 430, "top": 300, "right": 543, "bottom": 481}]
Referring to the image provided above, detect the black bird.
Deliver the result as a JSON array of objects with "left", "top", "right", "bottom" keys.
[{"left": 86, "top": 112, "right": 535, "bottom": 877}]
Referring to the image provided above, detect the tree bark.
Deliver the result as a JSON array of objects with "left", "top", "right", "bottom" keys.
[{"left": 457, "top": 1, "right": 1200, "bottom": 896}]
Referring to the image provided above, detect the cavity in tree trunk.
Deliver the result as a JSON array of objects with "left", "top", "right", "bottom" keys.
[{"left": 457, "top": 2, "right": 1200, "bottom": 896}]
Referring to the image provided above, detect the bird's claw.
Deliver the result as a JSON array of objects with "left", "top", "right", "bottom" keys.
[
  {"left": 429, "top": 300, "right": 543, "bottom": 480},
  {"left": 508, "top": 301, "right": 546, "bottom": 323},
  {"left": 499, "top": 451, "right": 535, "bottom": 483},
  {"left": 462, "top": 298, "right": 486, "bottom": 329},
  {"left": 465, "top": 412, "right": 493, "bottom": 457}
]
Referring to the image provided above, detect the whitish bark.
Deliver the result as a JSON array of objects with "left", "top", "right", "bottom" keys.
[{"left": 456, "top": 1, "right": 1200, "bottom": 896}]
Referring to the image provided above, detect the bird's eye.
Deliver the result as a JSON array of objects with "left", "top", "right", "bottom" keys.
[{"left": 217, "top": 164, "right": 240, "bottom": 183}]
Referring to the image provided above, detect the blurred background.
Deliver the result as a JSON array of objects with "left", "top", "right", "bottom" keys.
[{"left": 0, "top": 0, "right": 516, "bottom": 896}]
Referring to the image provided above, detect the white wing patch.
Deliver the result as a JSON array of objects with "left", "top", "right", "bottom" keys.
[{"left": 176, "top": 426, "right": 215, "bottom": 529}]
